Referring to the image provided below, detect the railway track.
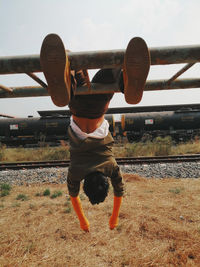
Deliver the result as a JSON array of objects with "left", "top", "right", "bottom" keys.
[{"left": 1, "top": 154, "right": 200, "bottom": 171}]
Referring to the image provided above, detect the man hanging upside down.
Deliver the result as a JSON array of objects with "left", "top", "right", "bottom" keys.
[{"left": 40, "top": 34, "right": 150, "bottom": 232}]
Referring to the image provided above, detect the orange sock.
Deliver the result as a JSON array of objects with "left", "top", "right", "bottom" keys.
[
  {"left": 70, "top": 196, "right": 90, "bottom": 232},
  {"left": 109, "top": 196, "right": 122, "bottom": 230}
]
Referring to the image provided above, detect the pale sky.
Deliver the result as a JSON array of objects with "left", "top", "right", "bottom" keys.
[{"left": 1, "top": 0, "right": 200, "bottom": 117}]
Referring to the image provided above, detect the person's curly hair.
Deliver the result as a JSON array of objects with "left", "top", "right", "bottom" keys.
[{"left": 83, "top": 172, "right": 109, "bottom": 205}]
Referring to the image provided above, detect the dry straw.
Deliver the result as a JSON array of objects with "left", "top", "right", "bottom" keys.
[{"left": 1, "top": 174, "right": 200, "bottom": 266}]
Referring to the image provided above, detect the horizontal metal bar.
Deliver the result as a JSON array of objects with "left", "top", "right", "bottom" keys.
[
  {"left": 0, "top": 86, "right": 48, "bottom": 98},
  {"left": 0, "top": 78, "right": 200, "bottom": 99},
  {"left": 0, "top": 44, "right": 200, "bottom": 74},
  {"left": 144, "top": 78, "right": 200, "bottom": 91}
]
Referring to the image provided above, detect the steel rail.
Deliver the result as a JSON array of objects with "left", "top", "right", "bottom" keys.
[
  {"left": 0, "top": 160, "right": 69, "bottom": 171},
  {"left": 0, "top": 45, "right": 200, "bottom": 75},
  {"left": 1, "top": 154, "right": 200, "bottom": 171}
]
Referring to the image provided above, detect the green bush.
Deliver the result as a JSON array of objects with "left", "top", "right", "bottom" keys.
[
  {"left": 1, "top": 183, "right": 11, "bottom": 191},
  {"left": 43, "top": 189, "right": 51, "bottom": 196},
  {"left": 64, "top": 206, "right": 71, "bottom": 213},
  {"left": 50, "top": 190, "right": 63, "bottom": 199},
  {"left": 1, "top": 190, "right": 10, "bottom": 197},
  {"left": 16, "top": 194, "right": 29, "bottom": 201},
  {"left": 63, "top": 200, "right": 71, "bottom": 213},
  {"left": 169, "top": 188, "right": 183, "bottom": 194},
  {"left": 0, "top": 183, "right": 12, "bottom": 197}
]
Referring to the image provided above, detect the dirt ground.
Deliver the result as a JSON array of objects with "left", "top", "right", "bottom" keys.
[{"left": 1, "top": 173, "right": 200, "bottom": 267}]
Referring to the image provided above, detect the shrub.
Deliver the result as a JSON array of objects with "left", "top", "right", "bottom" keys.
[
  {"left": 1, "top": 183, "right": 11, "bottom": 191},
  {"left": 0, "top": 183, "right": 12, "bottom": 197},
  {"left": 1, "top": 190, "right": 10, "bottom": 197},
  {"left": 43, "top": 189, "right": 51, "bottom": 196},
  {"left": 64, "top": 206, "right": 71, "bottom": 213},
  {"left": 63, "top": 200, "right": 71, "bottom": 213},
  {"left": 169, "top": 188, "right": 182, "bottom": 194},
  {"left": 16, "top": 194, "right": 29, "bottom": 201},
  {"left": 50, "top": 190, "right": 62, "bottom": 199}
]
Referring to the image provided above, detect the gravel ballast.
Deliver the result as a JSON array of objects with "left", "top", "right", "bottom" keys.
[{"left": 0, "top": 162, "right": 200, "bottom": 185}]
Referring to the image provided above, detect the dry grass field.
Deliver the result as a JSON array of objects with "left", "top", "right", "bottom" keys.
[
  {"left": 1, "top": 174, "right": 200, "bottom": 266},
  {"left": 2, "top": 137, "right": 200, "bottom": 162}
]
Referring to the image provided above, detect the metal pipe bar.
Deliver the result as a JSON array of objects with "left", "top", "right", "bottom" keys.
[
  {"left": 0, "top": 44, "right": 200, "bottom": 74},
  {"left": 0, "top": 113, "right": 16, "bottom": 118},
  {"left": 0, "top": 84, "right": 13, "bottom": 92},
  {"left": 0, "top": 86, "right": 48, "bottom": 98},
  {"left": 25, "top": 72, "right": 47, "bottom": 88},
  {"left": 144, "top": 78, "right": 200, "bottom": 91},
  {"left": 167, "top": 63, "right": 195, "bottom": 84},
  {"left": 1, "top": 78, "right": 200, "bottom": 99}
]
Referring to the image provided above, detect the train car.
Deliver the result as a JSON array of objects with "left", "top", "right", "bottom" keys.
[
  {"left": 105, "top": 114, "right": 115, "bottom": 136},
  {"left": 0, "top": 116, "right": 70, "bottom": 146},
  {"left": 2, "top": 106, "right": 200, "bottom": 147},
  {"left": 122, "top": 109, "right": 200, "bottom": 142},
  {"left": 104, "top": 114, "right": 126, "bottom": 141}
]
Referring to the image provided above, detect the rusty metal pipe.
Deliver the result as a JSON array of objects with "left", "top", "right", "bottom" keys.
[
  {"left": 0, "top": 84, "right": 13, "bottom": 92},
  {"left": 0, "top": 44, "right": 200, "bottom": 74},
  {"left": 25, "top": 72, "right": 47, "bottom": 88},
  {"left": 0, "top": 78, "right": 200, "bottom": 98},
  {"left": 167, "top": 63, "right": 195, "bottom": 84}
]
